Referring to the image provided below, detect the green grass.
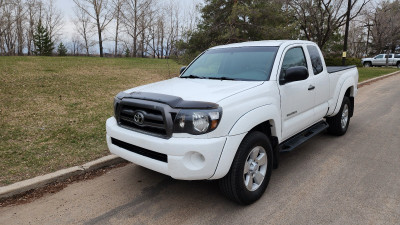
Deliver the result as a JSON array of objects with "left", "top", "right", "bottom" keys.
[
  {"left": 0, "top": 56, "right": 181, "bottom": 186},
  {"left": 0, "top": 57, "right": 398, "bottom": 186},
  {"left": 358, "top": 67, "right": 400, "bottom": 82}
]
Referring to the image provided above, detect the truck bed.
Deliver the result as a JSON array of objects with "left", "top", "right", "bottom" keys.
[{"left": 327, "top": 65, "right": 357, "bottom": 74}]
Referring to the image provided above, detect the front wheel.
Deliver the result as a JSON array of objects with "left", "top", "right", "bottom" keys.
[
  {"left": 397, "top": 63, "right": 400, "bottom": 68},
  {"left": 363, "top": 62, "right": 371, "bottom": 67},
  {"left": 219, "top": 131, "right": 273, "bottom": 205},
  {"left": 327, "top": 97, "right": 351, "bottom": 136}
]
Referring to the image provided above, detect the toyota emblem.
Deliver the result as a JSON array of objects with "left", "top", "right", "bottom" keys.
[{"left": 133, "top": 111, "right": 145, "bottom": 125}]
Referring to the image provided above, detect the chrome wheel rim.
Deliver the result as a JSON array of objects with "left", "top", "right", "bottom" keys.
[
  {"left": 341, "top": 104, "right": 349, "bottom": 129},
  {"left": 243, "top": 146, "right": 267, "bottom": 191}
]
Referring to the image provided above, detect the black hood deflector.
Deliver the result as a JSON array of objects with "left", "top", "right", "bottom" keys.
[{"left": 116, "top": 91, "right": 219, "bottom": 109}]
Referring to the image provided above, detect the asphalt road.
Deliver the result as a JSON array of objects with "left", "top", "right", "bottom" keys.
[{"left": 1, "top": 74, "right": 400, "bottom": 225}]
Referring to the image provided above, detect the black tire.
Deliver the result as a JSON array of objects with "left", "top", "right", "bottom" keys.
[
  {"left": 363, "top": 62, "right": 371, "bottom": 67},
  {"left": 218, "top": 131, "right": 273, "bottom": 205},
  {"left": 397, "top": 62, "right": 400, "bottom": 68},
  {"left": 327, "top": 96, "right": 351, "bottom": 136}
]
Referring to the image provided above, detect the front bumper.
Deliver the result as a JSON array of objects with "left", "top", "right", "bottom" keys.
[{"left": 106, "top": 117, "right": 228, "bottom": 180}]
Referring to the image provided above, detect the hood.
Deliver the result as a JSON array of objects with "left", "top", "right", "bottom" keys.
[
  {"left": 124, "top": 77, "right": 263, "bottom": 103},
  {"left": 361, "top": 57, "right": 372, "bottom": 61}
]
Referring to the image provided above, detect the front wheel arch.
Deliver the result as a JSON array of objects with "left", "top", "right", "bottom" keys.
[
  {"left": 363, "top": 61, "right": 372, "bottom": 67},
  {"left": 218, "top": 131, "right": 273, "bottom": 205}
]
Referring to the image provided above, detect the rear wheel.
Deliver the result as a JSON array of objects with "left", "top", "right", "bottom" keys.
[
  {"left": 397, "top": 62, "right": 400, "bottom": 68},
  {"left": 363, "top": 62, "right": 371, "bottom": 67},
  {"left": 219, "top": 131, "right": 273, "bottom": 205},
  {"left": 327, "top": 97, "right": 351, "bottom": 136}
]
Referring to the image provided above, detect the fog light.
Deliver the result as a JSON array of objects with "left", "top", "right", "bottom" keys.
[{"left": 183, "top": 152, "right": 206, "bottom": 170}]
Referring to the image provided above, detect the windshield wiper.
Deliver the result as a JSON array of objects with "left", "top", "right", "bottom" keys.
[
  {"left": 180, "top": 74, "right": 207, "bottom": 79},
  {"left": 207, "top": 76, "right": 236, "bottom": 80}
]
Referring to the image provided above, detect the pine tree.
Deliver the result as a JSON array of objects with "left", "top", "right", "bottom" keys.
[
  {"left": 57, "top": 42, "right": 67, "bottom": 56},
  {"left": 179, "top": 0, "right": 297, "bottom": 57},
  {"left": 33, "top": 20, "right": 54, "bottom": 56},
  {"left": 125, "top": 48, "right": 130, "bottom": 57}
]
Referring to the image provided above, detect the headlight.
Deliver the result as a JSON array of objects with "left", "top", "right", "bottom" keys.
[
  {"left": 113, "top": 97, "right": 121, "bottom": 121},
  {"left": 173, "top": 108, "right": 222, "bottom": 135}
]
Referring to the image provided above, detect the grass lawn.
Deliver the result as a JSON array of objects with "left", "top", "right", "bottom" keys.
[
  {"left": 0, "top": 56, "right": 181, "bottom": 186},
  {"left": 0, "top": 57, "right": 398, "bottom": 186},
  {"left": 358, "top": 67, "right": 399, "bottom": 82}
]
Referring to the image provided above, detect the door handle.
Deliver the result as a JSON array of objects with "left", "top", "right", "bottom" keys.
[{"left": 308, "top": 85, "right": 315, "bottom": 90}]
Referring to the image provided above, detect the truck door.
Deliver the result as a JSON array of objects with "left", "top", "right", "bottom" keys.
[
  {"left": 306, "top": 45, "right": 329, "bottom": 123},
  {"left": 374, "top": 54, "right": 385, "bottom": 66},
  {"left": 387, "top": 54, "right": 394, "bottom": 65},
  {"left": 278, "top": 46, "right": 315, "bottom": 141}
]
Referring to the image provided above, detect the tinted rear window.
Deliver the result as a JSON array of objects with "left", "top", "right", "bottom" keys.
[{"left": 307, "top": 45, "right": 323, "bottom": 75}]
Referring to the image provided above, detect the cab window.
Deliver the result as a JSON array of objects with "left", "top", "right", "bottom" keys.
[{"left": 280, "top": 47, "right": 307, "bottom": 78}]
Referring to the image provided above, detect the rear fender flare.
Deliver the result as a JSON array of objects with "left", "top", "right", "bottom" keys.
[{"left": 330, "top": 78, "right": 355, "bottom": 116}]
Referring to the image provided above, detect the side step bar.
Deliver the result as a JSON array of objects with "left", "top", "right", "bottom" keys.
[{"left": 279, "top": 121, "right": 329, "bottom": 153}]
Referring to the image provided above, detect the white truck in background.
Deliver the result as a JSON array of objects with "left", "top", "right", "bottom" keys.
[
  {"left": 106, "top": 40, "right": 359, "bottom": 204},
  {"left": 362, "top": 53, "right": 400, "bottom": 68}
]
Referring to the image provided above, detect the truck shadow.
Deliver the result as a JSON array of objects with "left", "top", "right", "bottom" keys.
[
  {"left": 84, "top": 166, "right": 238, "bottom": 225},
  {"left": 85, "top": 132, "right": 345, "bottom": 225}
]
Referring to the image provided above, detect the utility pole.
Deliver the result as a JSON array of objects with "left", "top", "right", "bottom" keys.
[{"left": 342, "top": 0, "right": 351, "bottom": 66}]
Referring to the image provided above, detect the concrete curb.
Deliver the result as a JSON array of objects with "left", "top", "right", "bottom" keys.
[
  {"left": 358, "top": 70, "right": 400, "bottom": 88},
  {"left": 0, "top": 155, "right": 126, "bottom": 200},
  {"left": 1, "top": 69, "right": 399, "bottom": 201}
]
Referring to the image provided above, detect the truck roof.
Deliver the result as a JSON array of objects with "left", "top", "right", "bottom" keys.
[{"left": 210, "top": 40, "right": 316, "bottom": 49}]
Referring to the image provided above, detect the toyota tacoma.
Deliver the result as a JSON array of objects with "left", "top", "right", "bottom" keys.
[{"left": 106, "top": 40, "right": 358, "bottom": 204}]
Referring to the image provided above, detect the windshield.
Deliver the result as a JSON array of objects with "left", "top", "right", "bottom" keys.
[{"left": 180, "top": 46, "right": 279, "bottom": 81}]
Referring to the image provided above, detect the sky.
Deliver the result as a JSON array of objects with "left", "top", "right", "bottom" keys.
[
  {"left": 54, "top": 0, "right": 203, "bottom": 53},
  {"left": 56, "top": 0, "right": 76, "bottom": 39}
]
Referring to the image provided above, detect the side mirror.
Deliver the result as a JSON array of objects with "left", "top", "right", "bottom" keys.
[
  {"left": 180, "top": 66, "right": 186, "bottom": 74},
  {"left": 280, "top": 66, "right": 309, "bottom": 85}
]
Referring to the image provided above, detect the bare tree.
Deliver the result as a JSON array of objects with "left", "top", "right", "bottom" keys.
[
  {"left": 70, "top": 34, "right": 81, "bottom": 55},
  {"left": 347, "top": 19, "right": 367, "bottom": 58},
  {"left": 121, "top": 0, "right": 152, "bottom": 57},
  {"left": 1, "top": 0, "right": 18, "bottom": 55},
  {"left": 73, "top": 0, "right": 114, "bottom": 57},
  {"left": 15, "top": 0, "right": 24, "bottom": 55},
  {"left": 73, "top": 6, "right": 96, "bottom": 56},
  {"left": 369, "top": 0, "right": 400, "bottom": 55},
  {"left": 112, "top": 0, "right": 125, "bottom": 56},
  {"left": 26, "top": 0, "right": 40, "bottom": 55},
  {"left": 288, "top": 0, "right": 369, "bottom": 49},
  {"left": 156, "top": 16, "right": 164, "bottom": 58},
  {"left": 41, "top": 0, "right": 63, "bottom": 43}
]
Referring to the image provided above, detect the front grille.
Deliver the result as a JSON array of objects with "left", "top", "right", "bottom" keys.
[
  {"left": 116, "top": 99, "right": 176, "bottom": 138},
  {"left": 111, "top": 138, "right": 167, "bottom": 162}
]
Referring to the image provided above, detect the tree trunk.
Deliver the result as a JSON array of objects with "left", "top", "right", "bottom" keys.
[
  {"left": 96, "top": 16, "right": 103, "bottom": 57},
  {"left": 114, "top": 6, "right": 120, "bottom": 57},
  {"left": 133, "top": 0, "right": 137, "bottom": 57}
]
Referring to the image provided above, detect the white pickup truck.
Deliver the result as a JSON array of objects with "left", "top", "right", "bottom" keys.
[
  {"left": 361, "top": 53, "right": 400, "bottom": 68},
  {"left": 106, "top": 40, "right": 358, "bottom": 204}
]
